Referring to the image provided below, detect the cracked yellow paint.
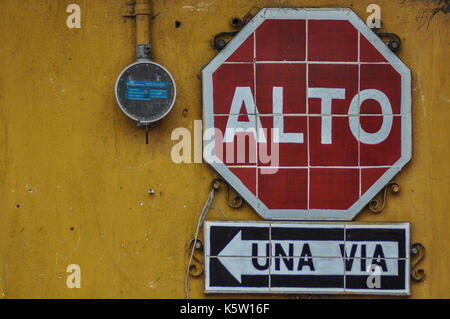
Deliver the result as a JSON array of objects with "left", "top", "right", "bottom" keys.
[{"left": 0, "top": 0, "right": 448, "bottom": 298}]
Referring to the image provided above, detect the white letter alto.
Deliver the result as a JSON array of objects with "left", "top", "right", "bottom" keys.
[
  {"left": 273, "top": 87, "right": 304, "bottom": 143},
  {"left": 308, "top": 88, "right": 345, "bottom": 144},
  {"left": 224, "top": 87, "right": 266, "bottom": 143}
]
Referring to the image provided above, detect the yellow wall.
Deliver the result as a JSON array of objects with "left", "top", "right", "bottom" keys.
[{"left": 0, "top": 0, "right": 448, "bottom": 298}]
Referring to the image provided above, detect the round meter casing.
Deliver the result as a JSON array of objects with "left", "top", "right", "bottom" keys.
[{"left": 115, "top": 61, "right": 176, "bottom": 125}]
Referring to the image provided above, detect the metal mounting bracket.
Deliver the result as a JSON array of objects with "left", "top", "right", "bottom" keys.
[
  {"left": 368, "top": 181, "right": 400, "bottom": 214},
  {"left": 376, "top": 32, "right": 402, "bottom": 53},
  {"left": 411, "top": 242, "right": 426, "bottom": 282},
  {"left": 212, "top": 178, "right": 243, "bottom": 209},
  {"left": 187, "top": 238, "right": 204, "bottom": 277}
]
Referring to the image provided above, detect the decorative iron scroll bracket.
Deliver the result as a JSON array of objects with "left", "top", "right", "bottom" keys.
[
  {"left": 186, "top": 178, "right": 243, "bottom": 280},
  {"left": 212, "top": 7, "right": 260, "bottom": 51},
  {"left": 411, "top": 242, "right": 426, "bottom": 282},
  {"left": 187, "top": 238, "right": 204, "bottom": 277},
  {"left": 376, "top": 32, "right": 402, "bottom": 53},
  {"left": 368, "top": 181, "right": 400, "bottom": 213},
  {"left": 213, "top": 31, "right": 239, "bottom": 51},
  {"left": 212, "top": 178, "right": 243, "bottom": 209}
]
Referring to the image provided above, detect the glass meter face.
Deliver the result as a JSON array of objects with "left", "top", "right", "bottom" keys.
[{"left": 115, "top": 61, "right": 176, "bottom": 124}]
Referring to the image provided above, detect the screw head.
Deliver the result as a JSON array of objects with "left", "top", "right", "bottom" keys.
[
  {"left": 212, "top": 180, "right": 221, "bottom": 191},
  {"left": 216, "top": 39, "right": 226, "bottom": 50},
  {"left": 389, "top": 40, "right": 400, "bottom": 52}
]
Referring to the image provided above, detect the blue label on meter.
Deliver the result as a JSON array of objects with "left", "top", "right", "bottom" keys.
[{"left": 126, "top": 80, "right": 168, "bottom": 101}]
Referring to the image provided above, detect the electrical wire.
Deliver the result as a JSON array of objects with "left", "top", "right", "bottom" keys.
[{"left": 184, "top": 188, "right": 215, "bottom": 299}]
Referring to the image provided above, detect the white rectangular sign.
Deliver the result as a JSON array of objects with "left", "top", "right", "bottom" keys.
[{"left": 204, "top": 222, "right": 410, "bottom": 295}]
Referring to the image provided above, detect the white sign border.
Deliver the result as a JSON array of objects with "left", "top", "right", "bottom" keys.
[{"left": 204, "top": 221, "right": 410, "bottom": 295}]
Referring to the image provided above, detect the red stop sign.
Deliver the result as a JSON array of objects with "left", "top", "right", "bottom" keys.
[{"left": 202, "top": 8, "right": 411, "bottom": 220}]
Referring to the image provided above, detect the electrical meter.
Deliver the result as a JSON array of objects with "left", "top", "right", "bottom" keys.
[
  {"left": 115, "top": 61, "right": 176, "bottom": 126},
  {"left": 115, "top": 0, "right": 177, "bottom": 144}
]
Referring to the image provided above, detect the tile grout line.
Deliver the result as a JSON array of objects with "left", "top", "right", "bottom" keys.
[
  {"left": 343, "top": 224, "right": 347, "bottom": 291},
  {"left": 269, "top": 222, "right": 272, "bottom": 290},
  {"left": 306, "top": 18, "right": 310, "bottom": 212},
  {"left": 225, "top": 165, "right": 392, "bottom": 169},
  {"left": 214, "top": 113, "right": 404, "bottom": 116},
  {"left": 358, "top": 31, "right": 362, "bottom": 200},
  {"left": 223, "top": 61, "right": 391, "bottom": 65},
  {"left": 253, "top": 31, "right": 259, "bottom": 199}
]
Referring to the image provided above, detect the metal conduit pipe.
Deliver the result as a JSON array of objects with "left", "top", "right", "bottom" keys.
[{"left": 135, "top": 0, "right": 152, "bottom": 60}]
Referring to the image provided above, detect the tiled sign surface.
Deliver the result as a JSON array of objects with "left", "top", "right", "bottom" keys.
[
  {"left": 204, "top": 221, "right": 410, "bottom": 295},
  {"left": 202, "top": 8, "right": 411, "bottom": 220}
]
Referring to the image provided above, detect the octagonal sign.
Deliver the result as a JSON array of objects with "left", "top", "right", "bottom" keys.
[{"left": 202, "top": 8, "right": 411, "bottom": 220}]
